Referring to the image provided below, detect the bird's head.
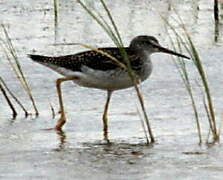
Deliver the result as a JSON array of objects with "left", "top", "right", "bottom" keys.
[{"left": 129, "top": 35, "right": 189, "bottom": 59}]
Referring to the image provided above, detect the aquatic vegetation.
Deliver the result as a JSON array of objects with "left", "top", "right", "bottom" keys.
[
  {"left": 0, "top": 24, "right": 39, "bottom": 116},
  {"left": 163, "top": 12, "right": 220, "bottom": 144},
  {"left": 53, "top": 0, "right": 59, "bottom": 42},
  {"left": 0, "top": 77, "right": 17, "bottom": 118},
  {"left": 0, "top": 77, "right": 29, "bottom": 117},
  {"left": 169, "top": 37, "right": 202, "bottom": 144}
]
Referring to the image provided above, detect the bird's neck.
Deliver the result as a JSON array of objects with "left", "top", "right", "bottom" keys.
[
  {"left": 129, "top": 46, "right": 152, "bottom": 62},
  {"left": 136, "top": 49, "right": 152, "bottom": 63}
]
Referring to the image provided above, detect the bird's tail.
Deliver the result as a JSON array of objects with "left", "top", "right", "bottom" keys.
[{"left": 28, "top": 54, "right": 75, "bottom": 76}]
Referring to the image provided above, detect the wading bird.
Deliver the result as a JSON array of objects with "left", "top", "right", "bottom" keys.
[{"left": 29, "top": 35, "right": 189, "bottom": 142}]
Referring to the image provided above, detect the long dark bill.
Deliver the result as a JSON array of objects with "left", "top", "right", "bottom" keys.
[{"left": 157, "top": 45, "right": 190, "bottom": 59}]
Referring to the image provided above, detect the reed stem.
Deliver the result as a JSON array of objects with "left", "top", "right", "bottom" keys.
[
  {"left": 0, "top": 77, "right": 29, "bottom": 117},
  {"left": 1, "top": 24, "right": 39, "bottom": 116},
  {"left": 0, "top": 81, "right": 17, "bottom": 118}
]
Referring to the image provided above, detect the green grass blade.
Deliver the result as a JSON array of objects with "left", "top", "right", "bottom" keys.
[
  {"left": 187, "top": 36, "right": 218, "bottom": 139},
  {"left": 77, "top": 0, "right": 119, "bottom": 45},
  {"left": 168, "top": 33, "right": 202, "bottom": 143},
  {"left": 163, "top": 9, "right": 219, "bottom": 143},
  {"left": 99, "top": 0, "right": 123, "bottom": 46}
]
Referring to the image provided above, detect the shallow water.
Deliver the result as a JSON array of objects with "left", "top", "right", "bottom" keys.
[{"left": 0, "top": 0, "right": 223, "bottom": 179}]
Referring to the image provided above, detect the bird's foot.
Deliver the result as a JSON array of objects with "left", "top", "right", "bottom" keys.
[
  {"left": 41, "top": 115, "right": 66, "bottom": 132},
  {"left": 104, "top": 138, "right": 112, "bottom": 145},
  {"left": 41, "top": 127, "right": 63, "bottom": 132},
  {"left": 54, "top": 115, "right": 66, "bottom": 130}
]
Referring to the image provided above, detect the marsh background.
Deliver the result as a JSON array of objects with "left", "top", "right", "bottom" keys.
[{"left": 0, "top": 0, "right": 223, "bottom": 179}]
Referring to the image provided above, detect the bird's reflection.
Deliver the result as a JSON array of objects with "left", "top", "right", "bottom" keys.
[{"left": 54, "top": 129, "right": 67, "bottom": 151}]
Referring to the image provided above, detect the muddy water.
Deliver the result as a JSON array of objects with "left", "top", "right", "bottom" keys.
[{"left": 0, "top": 0, "right": 223, "bottom": 179}]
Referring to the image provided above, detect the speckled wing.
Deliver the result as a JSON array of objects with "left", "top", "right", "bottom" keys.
[{"left": 28, "top": 48, "right": 141, "bottom": 72}]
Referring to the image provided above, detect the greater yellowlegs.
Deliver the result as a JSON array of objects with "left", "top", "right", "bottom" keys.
[{"left": 28, "top": 35, "right": 189, "bottom": 142}]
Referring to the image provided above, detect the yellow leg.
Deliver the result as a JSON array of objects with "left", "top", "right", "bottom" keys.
[
  {"left": 54, "top": 76, "right": 79, "bottom": 131},
  {"left": 102, "top": 90, "right": 112, "bottom": 143}
]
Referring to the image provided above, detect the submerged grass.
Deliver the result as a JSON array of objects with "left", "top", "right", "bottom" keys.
[
  {"left": 77, "top": 0, "right": 154, "bottom": 143},
  {"left": 0, "top": 24, "right": 39, "bottom": 116},
  {"left": 163, "top": 11, "right": 220, "bottom": 143},
  {"left": 0, "top": 77, "right": 29, "bottom": 117},
  {"left": 0, "top": 78, "right": 17, "bottom": 118}
]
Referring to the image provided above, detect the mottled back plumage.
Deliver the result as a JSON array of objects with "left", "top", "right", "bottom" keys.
[{"left": 28, "top": 48, "right": 143, "bottom": 72}]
